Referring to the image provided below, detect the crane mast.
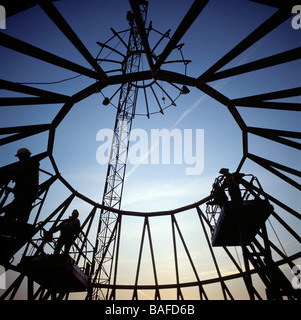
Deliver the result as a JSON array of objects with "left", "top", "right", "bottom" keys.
[{"left": 91, "top": 1, "right": 149, "bottom": 300}]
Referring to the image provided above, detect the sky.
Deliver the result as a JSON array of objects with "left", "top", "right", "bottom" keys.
[{"left": 0, "top": 0, "right": 300, "bottom": 300}]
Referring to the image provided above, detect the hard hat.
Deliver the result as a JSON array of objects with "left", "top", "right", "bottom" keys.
[
  {"left": 71, "top": 209, "right": 79, "bottom": 219},
  {"left": 15, "top": 148, "right": 31, "bottom": 157},
  {"left": 219, "top": 168, "right": 229, "bottom": 174}
]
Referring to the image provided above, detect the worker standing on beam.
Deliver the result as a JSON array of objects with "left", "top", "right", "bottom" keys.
[
  {"left": 50, "top": 210, "right": 81, "bottom": 256},
  {"left": 1, "top": 148, "right": 39, "bottom": 224}
]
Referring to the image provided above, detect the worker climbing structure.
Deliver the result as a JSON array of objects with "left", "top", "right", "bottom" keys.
[{"left": 0, "top": 0, "right": 300, "bottom": 300}]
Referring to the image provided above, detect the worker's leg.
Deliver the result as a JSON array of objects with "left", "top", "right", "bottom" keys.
[
  {"left": 54, "top": 236, "right": 65, "bottom": 255},
  {"left": 63, "top": 239, "right": 73, "bottom": 255}
]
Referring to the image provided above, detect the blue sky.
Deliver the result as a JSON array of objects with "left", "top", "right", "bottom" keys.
[{"left": 1, "top": 0, "right": 300, "bottom": 299}]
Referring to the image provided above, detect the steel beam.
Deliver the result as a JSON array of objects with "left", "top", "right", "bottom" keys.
[
  {"left": 231, "top": 87, "right": 301, "bottom": 106},
  {"left": 0, "top": 124, "right": 51, "bottom": 146},
  {"left": 197, "top": 83, "right": 230, "bottom": 105},
  {"left": 227, "top": 105, "right": 247, "bottom": 131},
  {"left": 156, "top": 70, "right": 196, "bottom": 86},
  {"left": 108, "top": 69, "right": 197, "bottom": 87},
  {"left": 154, "top": 0, "right": 209, "bottom": 74},
  {"left": 72, "top": 80, "right": 108, "bottom": 104},
  {"left": 0, "top": 32, "right": 100, "bottom": 80},
  {"left": 0, "top": 79, "right": 70, "bottom": 101},
  {"left": 170, "top": 214, "right": 184, "bottom": 300},
  {"left": 235, "top": 101, "right": 301, "bottom": 111},
  {"left": 51, "top": 101, "right": 74, "bottom": 128},
  {"left": 1, "top": 0, "right": 58, "bottom": 17},
  {"left": 207, "top": 47, "right": 301, "bottom": 82},
  {"left": 0, "top": 124, "right": 50, "bottom": 135},
  {"left": 0, "top": 97, "right": 66, "bottom": 106},
  {"left": 197, "top": 7, "right": 292, "bottom": 84},
  {"left": 197, "top": 207, "right": 234, "bottom": 300},
  {"left": 198, "top": 83, "right": 247, "bottom": 130},
  {"left": 247, "top": 153, "right": 301, "bottom": 190},
  {"left": 38, "top": 0, "right": 108, "bottom": 83},
  {"left": 172, "top": 214, "right": 203, "bottom": 287},
  {"left": 108, "top": 70, "right": 152, "bottom": 85},
  {"left": 247, "top": 127, "right": 301, "bottom": 150}
]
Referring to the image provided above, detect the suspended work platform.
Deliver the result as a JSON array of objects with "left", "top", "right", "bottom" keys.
[
  {"left": 205, "top": 173, "right": 301, "bottom": 299},
  {"left": 211, "top": 199, "right": 274, "bottom": 247},
  {"left": 19, "top": 254, "right": 90, "bottom": 293},
  {"left": 206, "top": 173, "right": 275, "bottom": 247}
]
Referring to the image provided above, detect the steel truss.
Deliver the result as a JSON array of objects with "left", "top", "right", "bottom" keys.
[
  {"left": 90, "top": 1, "right": 149, "bottom": 300},
  {"left": 0, "top": 0, "right": 300, "bottom": 300}
]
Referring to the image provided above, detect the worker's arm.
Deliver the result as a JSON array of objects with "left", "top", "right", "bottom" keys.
[{"left": 50, "top": 221, "right": 63, "bottom": 233}]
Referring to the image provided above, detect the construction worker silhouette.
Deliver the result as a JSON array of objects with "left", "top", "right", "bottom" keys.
[
  {"left": 211, "top": 181, "right": 228, "bottom": 206},
  {"left": 219, "top": 168, "right": 244, "bottom": 203},
  {"left": 51, "top": 210, "right": 81, "bottom": 255},
  {"left": 3, "top": 148, "right": 39, "bottom": 224}
]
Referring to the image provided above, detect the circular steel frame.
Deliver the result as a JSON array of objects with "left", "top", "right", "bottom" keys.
[{"left": 0, "top": 0, "right": 300, "bottom": 300}]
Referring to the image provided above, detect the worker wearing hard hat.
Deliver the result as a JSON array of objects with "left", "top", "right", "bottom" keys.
[
  {"left": 51, "top": 209, "right": 81, "bottom": 255},
  {"left": 219, "top": 168, "right": 244, "bottom": 203},
  {"left": 2, "top": 148, "right": 39, "bottom": 224}
]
